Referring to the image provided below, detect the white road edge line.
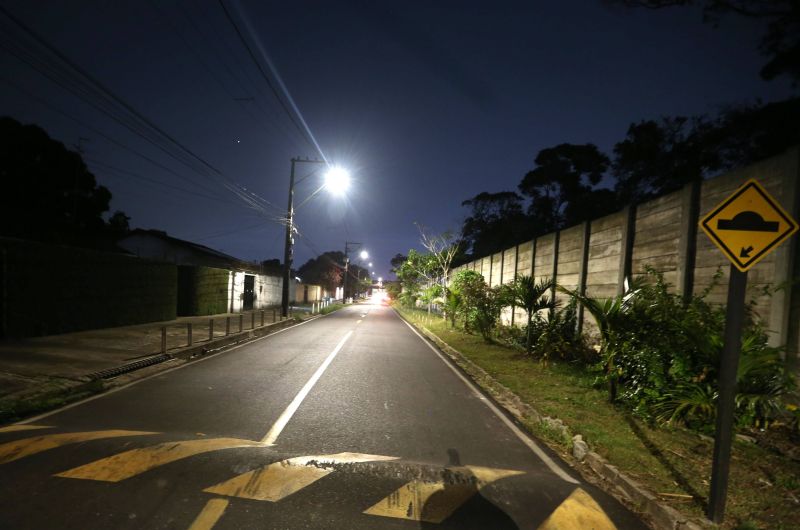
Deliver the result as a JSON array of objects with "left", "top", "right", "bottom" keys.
[
  {"left": 261, "top": 330, "right": 354, "bottom": 445},
  {"left": 14, "top": 315, "right": 324, "bottom": 425},
  {"left": 399, "top": 316, "right": 579, "bottom": 485}
]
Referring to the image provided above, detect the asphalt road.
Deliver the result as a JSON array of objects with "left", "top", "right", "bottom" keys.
[{"left": 0, "top": 304, "right": 648, "bottom": 529}]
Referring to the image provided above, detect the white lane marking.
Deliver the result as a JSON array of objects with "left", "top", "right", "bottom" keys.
[
  {"left": 398, "top": 316, "right": 579, "bottom": 485},
  {"left": 261, "top": 330, "right": 354, "bottom": 445},
  {"left": 15, "top": 316, "right": 324, "bottom": 425}
]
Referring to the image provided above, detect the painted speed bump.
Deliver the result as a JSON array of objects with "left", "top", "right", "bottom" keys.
[
  {"left": 56, "top": 437, "right": 266, "bottom": 482},
  {"left": 0, "top": 429, "right": 155, "bottom": 465},
  {"left": 0, "top": 424, "right": 52, "bottom": 434},
  {"left": 204, "top": 452, "right": 398, "bottom": 501},
  {"left": 363, "top": 465, "right": 524, "bottom": 523},
  {"left": 537, "top": 488, "right": 616, "bottom": 530},
  {"left": 188, "top": 498, "right": 229, "bottom": 530}
]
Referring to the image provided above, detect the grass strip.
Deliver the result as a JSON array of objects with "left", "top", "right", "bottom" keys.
[{"left": 398, "top": 307, "right": 800, "bottom": 530}]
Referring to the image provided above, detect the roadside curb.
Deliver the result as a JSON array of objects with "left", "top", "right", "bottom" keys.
[{"left": 398, "top": 311, "right": 709, "bottom": 530}]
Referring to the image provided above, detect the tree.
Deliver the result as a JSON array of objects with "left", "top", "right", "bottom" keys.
[
  {"left": 417, "top": 224, "right": 463, "bottom": 318},
  {"left": 709, "top": 97, "right": 800, "bottom": 169},
  {"left": 501, "top": 276, "right": 554, "bottom": 355},
  {"left": 614, "top": 1, "right": 800, "bottom": 83},
  {"left": 612, "top": 116, "right": 720, "bottom": 203},
  {"left": 297, "top": 251, "right": 345, "bottom": 293},
  {"left": 394, "top": 249, "right": 434, "bottom": 308},
  {"left": 107, "top": 211, "right": 130, "bottom": 237},
  {"left": 390, "top": 253, "right": 407, "bottom": 272},
  {"left": 612, "top": 98, "right": 800, "bottom": 203},
  {"left": 461, "top": 191, "right": 530, "bottom": 257},
  {"left": 0, "top": 116, "right": 128, "bottom": 247},
  {"left": 519, "top": 143, "right": 618, "bottom": 232},
  {"left": 451, "top": 269, "right": 502, "bottom": 341}
]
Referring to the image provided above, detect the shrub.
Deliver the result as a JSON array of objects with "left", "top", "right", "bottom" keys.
[{"left": 563, "top": 267, "right": 796, "bottom": 430}]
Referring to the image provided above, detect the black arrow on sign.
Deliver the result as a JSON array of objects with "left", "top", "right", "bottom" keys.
[{"left": 740, "top": 246, "right": 754, "bottom": 258}]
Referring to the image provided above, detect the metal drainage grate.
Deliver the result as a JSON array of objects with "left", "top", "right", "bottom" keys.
[{"left": 87, "top": 353, "right": 173, "bottom": 380}]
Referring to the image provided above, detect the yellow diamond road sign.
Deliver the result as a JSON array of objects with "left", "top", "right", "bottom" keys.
[{"left": 700, "top": 179, "right": 798, "bottom": 272}]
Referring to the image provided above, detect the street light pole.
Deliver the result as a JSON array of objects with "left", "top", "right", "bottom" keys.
[
  {"left": 281, "top": 159, "right": 297, "bottom": 318},
  {"left": 282, "top": 157, "right": 329, "bottom": 318},
  {"left": 342, "top": 241, "right": 362, "bottom": 303}
]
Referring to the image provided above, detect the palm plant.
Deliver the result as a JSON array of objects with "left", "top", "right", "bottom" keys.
[
  {"left": 503, "top": 276, "right": 554, "bottom": 355},
  {"left": 443, "top": 287, "right": 462, "bottom": 328},
  {"left": 559, "top": 279, "right": 642, "bottom": 402}
]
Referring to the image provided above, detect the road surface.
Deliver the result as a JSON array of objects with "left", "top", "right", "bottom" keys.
[{"left": 0, "top": 304, "right": 647, "bottom": 529}]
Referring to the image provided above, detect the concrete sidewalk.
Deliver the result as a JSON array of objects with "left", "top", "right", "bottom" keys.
[{"left": 0, "top": 307, "right": 298, "bottom": 403}]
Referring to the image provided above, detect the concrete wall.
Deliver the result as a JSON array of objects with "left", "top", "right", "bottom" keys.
[
  {"left": 228, "top": 272, "right": 291, "bottom": 313},
  {"left": 0, "top": 238, "right": 177, "bottom": 338},
  {"left": 450, "top": 147, "right": 800, "bottom": 365}
]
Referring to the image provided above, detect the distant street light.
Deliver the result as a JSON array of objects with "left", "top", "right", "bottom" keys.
[
  {"left": 360, "top": 250, "right": 369, "bottom": 260},
  {"left": 282, "top": 157, "right": 349, "bottom": 317}
]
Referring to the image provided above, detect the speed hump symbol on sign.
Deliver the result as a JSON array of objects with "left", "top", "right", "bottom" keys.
[{"left": 700, "top": 179, "right": 798, "bottom": 272}]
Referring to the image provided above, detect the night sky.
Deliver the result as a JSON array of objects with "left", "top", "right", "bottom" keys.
[{"left": 1, "top": 0, "right": 794, "bottom": 281}]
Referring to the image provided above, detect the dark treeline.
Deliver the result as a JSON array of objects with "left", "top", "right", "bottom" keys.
[
  {"left": 0, "top": 116, "right": 130, "bottom": 250},
  {"left": 459, "top": 97, "right": 800, "bottom": 261}
]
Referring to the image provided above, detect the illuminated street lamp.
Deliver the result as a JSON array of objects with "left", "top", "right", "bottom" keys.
[
  {"left": 282, "top": 158, "right": 349, "bottom": 317},
  {"left": 343, "top": 242, "right": 370, "bottom": 302}
]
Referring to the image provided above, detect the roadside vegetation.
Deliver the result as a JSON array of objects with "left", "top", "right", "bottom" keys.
[
  {"left": 319, "top": 303, "right": 344, "bottom": 315},
  {"left": 393, "top": 246, "right": 800, "bottom": 529}
]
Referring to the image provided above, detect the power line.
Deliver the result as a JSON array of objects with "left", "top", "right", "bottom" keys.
[
  {"left": 216, "top": 0, "right": 326, "bottom": 161},
  {"left": 0, "top": 5, "right": 284, "bottom": 217},
  {"left": 178, "top": 0, "right": 311, "bottom": 151},
  {"left": 148, "top": 0, "right": 303, "bottom": 148},
  {"left": 86, "top": 158, "right": 247, "bottom": 207}
]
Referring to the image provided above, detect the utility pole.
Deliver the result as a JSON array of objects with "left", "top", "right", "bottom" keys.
[
  {"left": 281, "top": 159, "right": 296, "bottom": 318},
  {"left": 281, "top": 157, "right": 327, "bottom": 317},
  {"left": 342, "top": 241, "right": 361, "bottom": 303}
]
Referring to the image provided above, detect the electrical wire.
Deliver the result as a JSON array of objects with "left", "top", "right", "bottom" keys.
[
  {"left": 0, "top": 6, "right": 285, "bottom": 218},
  {"left": 216, "top": 0, "right": 327, "bottom": 161}
]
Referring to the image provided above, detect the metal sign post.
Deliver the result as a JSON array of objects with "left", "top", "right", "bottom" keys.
[
  {"left": 707, "top": 265, "right": 746, "bottom": 522},
  {"left": 699, "top": 178, "right": 798, "bottom": 523}
]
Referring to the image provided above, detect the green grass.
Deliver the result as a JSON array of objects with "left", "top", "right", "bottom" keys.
[{"left": 398, "top": 306, "right": 800, "bottom": 530}]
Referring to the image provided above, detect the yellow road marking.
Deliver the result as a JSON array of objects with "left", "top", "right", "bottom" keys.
[
  {"left": 56, "top": 437, "right": 265, "bottom": 482},
  {"left": 188, "top": 498, "right": 229, "bottom": 530},
  {"left": 205, "top": 452, "right": 398, "bottom": 501},
  {"left": 364, "top": 465, "right": 524, "bottom": 523},
  {"left": 0, "top": 430, "right": 155, "bottom": 465},
  {"left": 0, "top": 424, "right": 52, "bottom": 434},
  {"left": 537, "top": 488, "right": 617, "bottom": 530}
]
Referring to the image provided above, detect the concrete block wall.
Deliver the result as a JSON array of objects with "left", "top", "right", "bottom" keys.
[{"left": 449, "top": 146, "right": 800, "bottom": 365}]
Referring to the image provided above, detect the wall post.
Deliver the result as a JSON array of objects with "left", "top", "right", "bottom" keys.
[
  {"left": 769, "top": 156, "right": 800, "bottom": 354},
  {"left": 677, "top": 181, "right": 701, "bottom": 302},
  {"left": 617, "top": 205, "right": 637, "bottom": 296},
  {"left": 511, "top": 244, "right": 519, "bottom": 326},
  {"left": 550, "top": 232, "right": 560, "bottom": 309},
  {"left": 577, "top": 221, "right": 591, "bottom": 335}
]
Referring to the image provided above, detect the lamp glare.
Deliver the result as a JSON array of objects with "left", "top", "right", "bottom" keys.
[{"left": 324, "top": 166, "right": 350, "bottom": 195}]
